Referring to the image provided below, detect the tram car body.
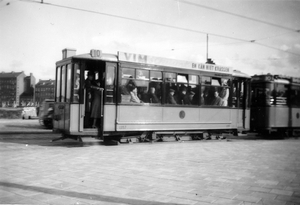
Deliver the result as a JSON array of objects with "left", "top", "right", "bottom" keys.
[
  {"left": 250, "top": 74, "right": 300, "bottom": 135},
  {"left": 53, "top": 48, "right": 251, "bottom": 141}
]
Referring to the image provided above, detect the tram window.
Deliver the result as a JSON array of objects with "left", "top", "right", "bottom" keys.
[
  {"left": 122, "top": 68, "right": 135, "bottom": 78},
  {"left": 72, "top": 64, "right": 80, "bottom": 103},
  {"left": 56, "top": 67, "right": 61, "bottom": 102},
  {"left": 275, "top": 84, "right": 288, "bottom": 105},
  {"left": 150, "top": 71, "right": 162, "bottom": 81},
  {"left": 177, "top": 73, "right": 188, "bottom": 83},
  {"left": 251, "top": 83, "right": 274, "bottom": 106},
  {"left": 164, "top": 72, "right": 176, "bottom": 82},
  {"left": 66, "top": 64, "right": 72, "bottom": 103},
  {"left": 61, "top": 66, "right": 66, "bottom": 102},
  {"left": 105, "top": 65, "right": 116, "bottom": 104},
  {"left": 200, "top": 77, "right": 230, "bottom": 107},
  {"left": 148, "top": 71, "right": 162, "bottom": 104},
  {"left": 136, "top": 70, "right": 149, "bottom": 80},
  {"left": 211, "top": 78, "right": 221, "bottom": 86},
  {"left": 189, "top": 75, "right": 199, "bottom": 84},
  {"left": 201, "top": 76, "right": 211, "bottom": 84},
  {"left": 290, "top": 85, "right": 300, "bottom": 107}
]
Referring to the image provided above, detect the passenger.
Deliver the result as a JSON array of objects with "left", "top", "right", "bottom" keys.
[
  {"left": 84, "top": 71, "right": 95, "bottom": 113},
  {"left": 167, "top": 89, "right": 177, "bottom": 104},
  {"left": 140, "top": 88, "right": 150, "bottom": 103},
  {"left": 130, "top": 86, "right": 143, "bottom": 103},
  {"left": 91, "top": 79, "right": 103, "bottom": 128},
  {"left": 200, "top": 92, "right": 205, "bottom": 105},
  {"left": 219, "top": 80, "right": 229, "bottom": 106},
  {"left": 149, "top": 87, "right": 160, "bottom": 103},
  {"left": 177, "top": 87, "right": 187, "bottom": 104},
  {"left": 211, "top": 91, "right": 222, "bottom": 106},
  {"left": 183, "top": 91, "right": 195, "bottom": 105}
]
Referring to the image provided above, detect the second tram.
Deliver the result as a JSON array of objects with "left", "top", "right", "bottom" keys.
[
  {"left": 251, "top": 74, "right": 300, "bottom": 136},
  {"left": 53, "top": 48, "right": 251, "bottom": 142}
]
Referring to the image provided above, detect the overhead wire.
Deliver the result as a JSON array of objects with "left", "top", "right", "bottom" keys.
[
  {"left": 178, "top": 0, "right": 299, "bottom": 33},
  {"left": 16, "top": 0, "right": 300, "bottom": 57}
]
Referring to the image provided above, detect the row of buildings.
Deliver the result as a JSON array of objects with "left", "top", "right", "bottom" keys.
[{"left": 0, "top": 71, "right": 55, "bottom": 107}]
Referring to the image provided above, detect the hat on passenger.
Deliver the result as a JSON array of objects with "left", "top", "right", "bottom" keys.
[
  {"left": 170, "top": 89, "right": 175, "bottom": 92},
  {"left": 189, "top": 91, "right": 195, "bottom": 95}
]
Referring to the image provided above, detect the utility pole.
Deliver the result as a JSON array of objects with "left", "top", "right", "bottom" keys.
[{"left": 206, "top": 34, "right": 208, "bottom": 62}]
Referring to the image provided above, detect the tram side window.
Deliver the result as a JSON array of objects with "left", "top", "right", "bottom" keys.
[
  {"left": 274, "top": 83, "right": 288, "bottom": 105},
  {"left": 251, "top": 83, "right": 274, "bottom": 106},
  {"left": 164, "top": 73, "right": 199, "bottom": 106},
  {"left": 149, "top": 71, "right": 162, "bottom": 104},
  {"left": 120, "top": 68, "right": 154, "bottom": 104},
  {"left": 61, "top": 66, "right": 66, "bottom": 102},
  {"left": 72, "top": 64, "right": 80, "bottom": 103},
  {"left": 56, "top": 67, "right": 61, "bottom": 102},
  {"left": 165, "top": 72, "right": 177, "bottom": 105},
  {"left": 66, "top": 64, "right": 72, "bottom": 103},
  {"left": 105, "top": 64, "right": 116, "bottom": 104},
  {"left": 290, "top": 85, "right": 300, "bottom": 107},
  {"left": 201, "top": 76, "right": 230, "bottom": 106}
]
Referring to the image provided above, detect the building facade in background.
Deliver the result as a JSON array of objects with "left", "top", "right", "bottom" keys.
[
  {"left": 0, "top": 71, "right": 26, "bottom": 107},
  {"left": 20, "top": 73, "right": 36, "bottom": 106},
  {"left": 35, "top": 79, "right": 55, "bottom": 105}
]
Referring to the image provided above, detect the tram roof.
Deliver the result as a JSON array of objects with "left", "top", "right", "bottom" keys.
[
  {"left": 72, "top": 53, "right": 118, "bottom": 62},
  {"left": 59, "top": 49, "right": 235, "bottom": 75},
  {"left": 252, "top": 74, "right": 300, "bottom": 84},
  {"left": 232, "top": 70, "right": 251, "bottom": 78}
]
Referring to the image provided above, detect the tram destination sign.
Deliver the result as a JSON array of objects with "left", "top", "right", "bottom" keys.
[{"left": 118, "top": 51, "right": 232, "bottom": 74}]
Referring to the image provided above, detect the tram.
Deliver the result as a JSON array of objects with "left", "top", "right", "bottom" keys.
[
  {"left": 52, "top": 48, "right": 250, "bottom": 142},
  {"left": 250, "top": 74, "right": 300, "bottom": 136}
]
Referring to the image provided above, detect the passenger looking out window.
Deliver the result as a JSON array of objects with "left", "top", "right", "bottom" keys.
[
  {"left": 129, "top": 86, "right": 142, "bottom": 103},
  {"left": 219, "top": 79, "right": 229, "bottom": 106},
  {"left": 149, "top": 87, "right": 160, "bottom": 103},
  {"left": 183, "top": 91, "right": 195, "bottom": 105},
  {"left": 211, "top": 91, "right": 223, "bottom": 106},
  {"left": 167, "top": 89, "right": 177, "bottom": 104},
  {"left": 177, "top": 87, "right": 187, "bottom": 104}
]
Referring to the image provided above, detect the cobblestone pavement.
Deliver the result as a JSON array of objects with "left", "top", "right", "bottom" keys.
[{"left": 0, "top": 132, "right": 299, "bottom": 205}]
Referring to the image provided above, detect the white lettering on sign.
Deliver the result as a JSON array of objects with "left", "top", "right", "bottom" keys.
[
  {"left": 124, "top": 53, "right": 147, "bottom": 63},
  {"left": 90, "top": 49, "right": 102, "bottom": 58},
  {"left": 118, "top": 51, "right": 232, "bottom": 74}
]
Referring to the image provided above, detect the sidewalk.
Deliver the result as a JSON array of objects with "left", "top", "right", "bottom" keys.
[
  {"left": 0, "top": 132, "right": 300, "bottom": 205},
  {"left": 0, "top": 119, "right": 52, "bottom": 134}
]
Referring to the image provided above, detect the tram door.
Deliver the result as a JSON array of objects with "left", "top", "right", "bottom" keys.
[
  {"left": 233, "top": 78, "right": 250, "bottom": 129},
  {"left": 78, "top": 61, "right": 106, "bottom": 132}
]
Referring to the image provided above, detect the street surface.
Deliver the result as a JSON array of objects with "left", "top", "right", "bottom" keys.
[{"left": 0, "top": 119, "right": 299, "bottom": 205}]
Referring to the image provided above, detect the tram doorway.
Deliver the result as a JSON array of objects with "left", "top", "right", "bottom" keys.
[{"left": 79, "top": 61, "right": 106, "bottom": 131}]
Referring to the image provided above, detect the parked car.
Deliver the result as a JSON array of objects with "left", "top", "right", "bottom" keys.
[
  {"left": 22, "top": 107, "right": 37, "bottom": 119},
  {"left": 39, "top": 99, "right": 54, "bottom": 129}
]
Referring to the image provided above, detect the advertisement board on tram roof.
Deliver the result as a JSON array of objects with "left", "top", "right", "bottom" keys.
[{"left": 118, "top": 51, "right": 232, "bottom": 75}]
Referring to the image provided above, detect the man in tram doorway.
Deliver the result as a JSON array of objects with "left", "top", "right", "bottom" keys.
[
  {"left": 91, "top": 78, "right": 103, "bottom": 128},
  {"left": 84, "top": 71, "right": 95, "bottom": 127}
]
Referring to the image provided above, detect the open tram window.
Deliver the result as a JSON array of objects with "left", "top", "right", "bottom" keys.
[
  {"left": 200, "top": 76, "right": 230, "bottom": 106},
  {"left": 149, "top": 71, "right": 162, "bottom": 104},
  {"left": 164, "top": 72, "right": 178, "bottom": 105},
  {"left": 120, "top": 68, "right": 158, "bottom": 104}
]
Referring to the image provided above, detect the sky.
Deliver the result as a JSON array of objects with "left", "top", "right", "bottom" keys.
[{"left": 0, "top": 0, "right": 300, "bottom": 82}]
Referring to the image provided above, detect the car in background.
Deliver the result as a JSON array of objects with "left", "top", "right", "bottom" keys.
[
  {"left": 22, "top": 107, "right": 37, "bottom": 119},
  {"left": 39, "top": 99, "right": 54, "bottom": 129}
]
